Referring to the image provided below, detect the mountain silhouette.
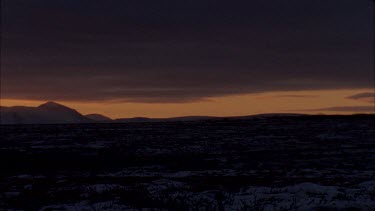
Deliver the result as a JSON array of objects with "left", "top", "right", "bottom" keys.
[
  {"left": 115, "top": 116, "right": 218, "bottom": 123},
  {"left": 85, "top": 114, "right": 112, "bottom": 122},
  {"left": 1, "top": 101, "right": 312, "bottom": 125},
  {"left": 38, "top": 101, "right": 73, "bottom": 110},
  {"left": 0, "top": 102, "right": 91, "bottom": 124}
]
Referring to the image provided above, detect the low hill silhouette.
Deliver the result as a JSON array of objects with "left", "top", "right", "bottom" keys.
[
  {"left": 85, "top": 114, "right": 112, "bottom": 122},
  {"left": 1, "top": 101, "right": 372, "bottom": 125},
  {"left": 1, "top": 102, "right": 91, "bottom": 124}
]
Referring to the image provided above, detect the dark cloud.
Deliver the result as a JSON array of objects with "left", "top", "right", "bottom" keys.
[
  {"left": 346, "top": 92, "right": 374, "bottom": 103},
  {"left": 1, "top": 0, "right": 373, "bottom": 102},
  {"left": 306, "top": 106, "right": 374, "bottom": 113}
]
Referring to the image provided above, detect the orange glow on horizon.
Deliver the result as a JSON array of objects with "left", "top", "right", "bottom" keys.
[{"left": 1, "top": 89, "right": 373, "bottom": 119}]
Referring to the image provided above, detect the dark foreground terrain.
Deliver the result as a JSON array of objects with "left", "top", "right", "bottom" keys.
[{"left": 0, "top": 115, "right": 374, "bottom": 210}]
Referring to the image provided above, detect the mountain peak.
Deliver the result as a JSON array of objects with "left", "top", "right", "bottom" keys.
[
  {"left": 38, "top": 101, "right": 68, "bottom": 109},
  {"left": 1, "top": 102, "right": 92, "bottom": 124},
  {"left": 37, "top": 101, "right": 81, "bottom": 114}
]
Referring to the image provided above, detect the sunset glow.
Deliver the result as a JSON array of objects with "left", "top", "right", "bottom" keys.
[{"left": 1, "top": 89, "right": 373, "bottom": 118}]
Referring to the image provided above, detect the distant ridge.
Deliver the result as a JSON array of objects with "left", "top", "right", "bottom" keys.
[
  {"left": 1, "top": 101, "right": 372, "bottom": 125},
  {"left": 0, "top": 102, "right": 92, "bottom": 124},
  {"left": 85, "top": 114, "right": 112, "bottom": 122},
  {"left": 116, "top": 114, "right": 311, "bottom": 123},
  {"left": 115, "top": 116, "right": 218, "bottom": 123}
]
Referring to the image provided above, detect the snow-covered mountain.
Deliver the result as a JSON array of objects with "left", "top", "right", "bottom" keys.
[{"left": 0, "top": 102, "right": 92, "bottom": 124}]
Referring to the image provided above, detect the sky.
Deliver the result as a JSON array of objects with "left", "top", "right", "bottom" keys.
[{"left": 1, "top": 0, "right": 374, "bottom": 118}]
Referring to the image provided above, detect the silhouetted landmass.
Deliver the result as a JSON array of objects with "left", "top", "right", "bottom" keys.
[
  {"left": 115, "top": 116, "right": 219, "bottom": 123},
  {"left": 3, "top": 101, "right": 373, "bottom": 125},
  {"left": 0, "top": 102, "right": 91, "bottom": 124},
  {"left": 85, "top": 114, "right": 112, "bottom": 122}
]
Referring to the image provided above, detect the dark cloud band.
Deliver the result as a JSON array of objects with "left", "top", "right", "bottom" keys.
[
  {"left": 305, "top": 106, "right": 374, "bottom": 113},
  {"left": 2, "top": 0, "right": 373, "bottom": 102}
]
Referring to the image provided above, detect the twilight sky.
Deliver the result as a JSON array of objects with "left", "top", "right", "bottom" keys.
[{"left": 1, "top": 0, "right": 374, "bottom": 117}]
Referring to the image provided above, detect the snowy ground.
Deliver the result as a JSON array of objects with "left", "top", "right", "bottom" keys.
[{"left": 0, "top": 115, "right": 374, "bottom": 210}]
